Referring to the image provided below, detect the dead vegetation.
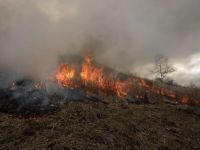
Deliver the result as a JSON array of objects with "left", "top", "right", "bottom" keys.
[{"left": 0, "top": 100, "right": 199, "bottom": 150}]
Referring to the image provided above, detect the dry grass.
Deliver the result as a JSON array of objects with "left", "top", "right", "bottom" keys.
[{"left": 0, "top": 100, "right": 199, "bottom": 150}]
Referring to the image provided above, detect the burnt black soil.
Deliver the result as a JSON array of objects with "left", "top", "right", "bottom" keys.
[{"left": 0, "top": 100, "right": 199, "bottom": 150}]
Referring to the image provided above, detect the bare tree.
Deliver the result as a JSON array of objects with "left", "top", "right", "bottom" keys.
[{"left": 152, "top": 55, "right": 176, "bottom": 82}]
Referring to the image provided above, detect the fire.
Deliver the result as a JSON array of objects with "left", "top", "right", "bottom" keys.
[
  {"left": 56, "top": 64, "right": 75, "bottom": 87},
  {"left": 55, "top": 55, "right": 131, "bottom": 98},
  {"left": 139, "top": 79, "right": 150, "bottom": 88},
  {"left": 80, "top": 55, "right": 105, "bottom": 89},
  {"left": 80, "top": 55, "right": 132, "bottom": 98},
  {"left": 54, "top": 55, "right": 200, "bottom": 104},
  {"left": 6, "top": 54, "right": 199, "bottom": 105},
  {"left": 180, "top": 96, "right": 189, "bottom": 104},
  {"left": 114, "top": 80, "right": 129, "bottom": 98}
]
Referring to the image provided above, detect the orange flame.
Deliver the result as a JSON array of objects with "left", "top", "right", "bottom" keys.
[
  {"left": 138, "top": 79, "right": 150, "bottom": 88},
  {"left": 114, "top": 80, "right": 129, "bottom": 98},
  {"left": 80, "top": 55, "right": 105, "bottom": 89},
  {"left": 180, "top": 96, "right": 189, "bottom": 104},
  {"left": 56, "top": 64, "right": 75, "bottom": 87},
  {"left": 54, "top": 55, "right": 200, "bottom": 104},
  {"left": 55, "top": 55, "right": 132, "bottom": 98}
]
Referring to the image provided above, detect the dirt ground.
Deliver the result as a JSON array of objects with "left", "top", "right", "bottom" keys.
[{"left": 0, "top": 100, "right": 199, "bottom": 150}]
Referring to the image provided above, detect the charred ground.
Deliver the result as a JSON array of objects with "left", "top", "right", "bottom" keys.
[{"left": 0, "top": 100, "right": 199, "bottom": 150}]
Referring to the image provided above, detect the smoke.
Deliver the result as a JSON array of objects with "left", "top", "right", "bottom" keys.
[{"left": 0, "top": 0, "right": 200, "bottom": 84}]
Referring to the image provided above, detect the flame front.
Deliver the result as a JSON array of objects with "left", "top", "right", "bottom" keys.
[
  {"left": 55, "top": 55, "right": 130, "bottom": 98},
  {"left": 54, "top": 55, "right": 199, "bottom": 104},
  {"left": 114, "top": 80, "right": 128, "bottom": 98},
  {"left": 80, "top": 55, "right": 105, "bottom": 89},
  {"left": 56, "top": 64, "right": 75, "bottom": 87}
]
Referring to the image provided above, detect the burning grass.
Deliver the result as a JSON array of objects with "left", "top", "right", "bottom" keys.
[
  {"left": 0, "top": 54, "right": 199, "bottom": 117},
  {"left": 54, "top": 55, "right": 200, "bottom": 105},
  {"left": 55, "top": 55, "right": 132, "bottom": 99}
]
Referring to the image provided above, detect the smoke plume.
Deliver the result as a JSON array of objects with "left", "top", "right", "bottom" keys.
[{"left": 0, "top": 0, "right": 200, "bottom": 84}]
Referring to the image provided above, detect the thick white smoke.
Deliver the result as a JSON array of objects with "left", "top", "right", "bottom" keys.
[{"left": 0, "top": 0, "right": 200, "bottom": 84}]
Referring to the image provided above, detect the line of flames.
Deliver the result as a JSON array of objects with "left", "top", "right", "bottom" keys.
[
  {"left": 55, "top": 55, "right": 199, "bottom": 104},
  {"left": 56, "top": 55, "right": 130, "bottom": 98},
  {"left": 9, "top": 55, "right": 199, "bottom": 104}
]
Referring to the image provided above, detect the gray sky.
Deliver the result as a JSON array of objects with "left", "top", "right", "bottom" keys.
[{"left": 0, "top": 0, "right": 200, "bottom": 85}]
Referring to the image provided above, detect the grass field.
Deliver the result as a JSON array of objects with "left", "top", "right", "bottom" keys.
[{"left": 0, "top": 100, "right": 199, "bottom": 150}]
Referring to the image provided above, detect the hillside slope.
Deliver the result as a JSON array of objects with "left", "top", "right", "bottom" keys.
[{"left": 0, "top": 100, "right": 199, "bottom": 150}]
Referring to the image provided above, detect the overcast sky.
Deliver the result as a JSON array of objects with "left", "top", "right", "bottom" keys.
[{"left": 0, "top": 0, "right": 200, "bottom": 85}]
